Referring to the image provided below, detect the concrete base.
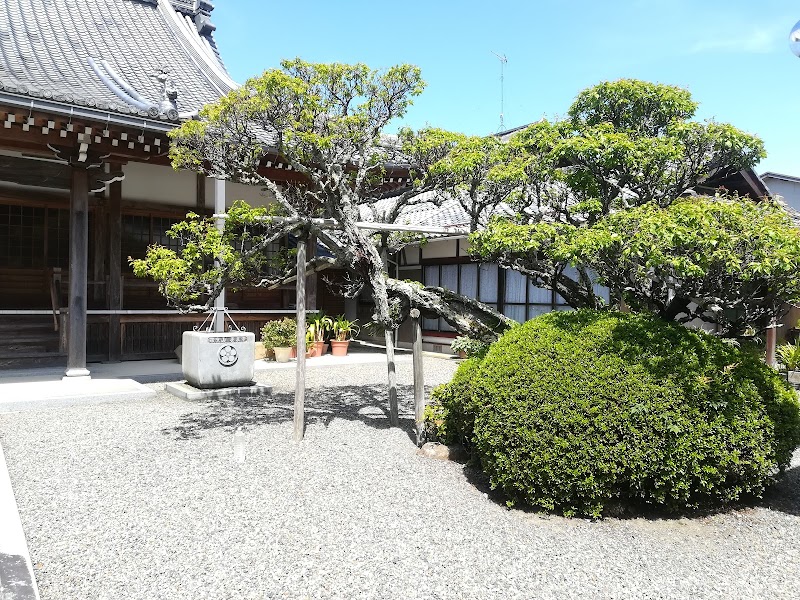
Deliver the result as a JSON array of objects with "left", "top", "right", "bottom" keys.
[
  {"left": 165, "top": 381, "right": 272, "bottom": 401},
  {"left": 63, "top": 368, "right": 91, "bottom": 379}
]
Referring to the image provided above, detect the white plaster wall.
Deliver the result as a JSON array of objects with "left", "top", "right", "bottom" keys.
[
  {"left": 205, "top": 178, "right": 276, "bottom": 208},
  {"left": 421, "top": 239, "right": 458, "bottom": 260},
  {"left": 122, "top": 162, "right": 275, "bottom": 208},
  {"left": 122, "top": 162, "right": 195, "bottom": 206},
  {"left": 403, "top": 245, "right": 421, "bottom": 265},
  {"left": 763, "top": 177, "right": 800, "bottom": 213}
]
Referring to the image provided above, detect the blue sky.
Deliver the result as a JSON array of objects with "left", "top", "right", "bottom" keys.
[{"left": 214, "top": 1, "right": 800, "bottom": 176}]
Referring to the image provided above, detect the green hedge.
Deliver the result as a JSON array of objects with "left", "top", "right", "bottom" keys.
[{"left": 431, "top": 310, "right": 800, "bottom": 517}]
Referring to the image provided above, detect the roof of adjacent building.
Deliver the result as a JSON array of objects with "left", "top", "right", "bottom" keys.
[{"left": 0, "top": 0, "right": 237, "bottom": 126}]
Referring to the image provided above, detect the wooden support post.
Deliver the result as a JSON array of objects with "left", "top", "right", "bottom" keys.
[
  {"left": 107, "top": 163, "right": 123, "bottom": 362},
  {"left": 93, "top": 193, "right": 106, "bottom": 305},
  {"left": 766, "top": 319, "right": 777, "bottom": 368},
  {"left": 65, "top": 166, "right": 90, "bottom": 378},
  {"left": 213, "top": 178, "right": 226, "bottom": 333},
  {"left": 306, "top": 234, "right": 318, "bottom": 312},
  {"left": 196, "top": 173, "right": 206, "bottom": 213},
  {"left": 380, "top": 248, "right": 399, "bottom": 427},
  {"left": 411, "top": 309, "right": 425, "bottom": 445},
  {"left": 385, "top": 328, "right": 398, "bottom": 427},
  {"left": 294, "top": 238, "right": 307, "bottom": 441}
]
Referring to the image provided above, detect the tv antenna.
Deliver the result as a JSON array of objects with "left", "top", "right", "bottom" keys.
[{"left": 491, "top": 51, "right": 507, "bottom": 131}]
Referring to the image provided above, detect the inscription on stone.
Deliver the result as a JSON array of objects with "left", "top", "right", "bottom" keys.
[{"left": 207, "top": 336, "right": 247, "bottom": 343}]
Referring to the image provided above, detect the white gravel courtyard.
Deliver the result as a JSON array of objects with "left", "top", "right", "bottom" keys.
[{"left": 1, "top": 357, "right": 799, "bottom": 599}]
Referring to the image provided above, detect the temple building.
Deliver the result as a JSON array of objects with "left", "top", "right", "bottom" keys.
[{"left": 0, "top": 0, "right": 327, "bottom": 372}]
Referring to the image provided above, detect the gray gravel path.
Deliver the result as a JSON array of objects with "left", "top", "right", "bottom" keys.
[{"left": 1, "top": 357, "right": 799, "bottom": 600}]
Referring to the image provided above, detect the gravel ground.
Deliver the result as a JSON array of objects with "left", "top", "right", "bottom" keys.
[{"left": 1, "top": 356, "right": 799, "bottom": 600}]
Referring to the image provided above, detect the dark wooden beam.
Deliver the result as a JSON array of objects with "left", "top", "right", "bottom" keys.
[
  {"left": 65, "top": 166, "right": 90, "bottom": 377},
  {"left": 305, "top": 234, "right": 318, "bottom": 311},
  {"left": 107, "top": 163, "right": 123, "bottom": 362},
  {"left": 196, "top": 173, "right": 206, "bottom": 213}
]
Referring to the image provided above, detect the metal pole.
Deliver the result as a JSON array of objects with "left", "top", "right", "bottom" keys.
[
  {"left": 213, "top": 178, "right": 226, "bottom": 333},
  {"left": 294, "top": 238, "right": 307, "bottom": 441}
]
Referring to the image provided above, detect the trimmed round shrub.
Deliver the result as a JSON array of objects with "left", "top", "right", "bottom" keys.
[
  {"left": 455, "top": 310, "right": 800, "bottom": 517},
  {"left": 428, "top": 356, "right": 485, "bottom": 448}
]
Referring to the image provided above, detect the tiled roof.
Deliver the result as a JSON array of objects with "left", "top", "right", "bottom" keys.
[
  {"left": 361, "top": 192, "right": 498, "bottom": 232},
  {"left": 0, "top": 0, "right": 236, "bottom": 124}
]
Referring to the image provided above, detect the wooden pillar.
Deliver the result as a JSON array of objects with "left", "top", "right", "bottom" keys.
[
  {"left": 92, "top": 194, "right": 106, "bottom": 305},
  {"left": 766, "top": 319, "right": 777, "bottom": 368},
  {"left": 64, "top": 166, "right": 90, "bottom": 378},
  {"left": 196, "top": 173, "right": 206, "bottom": 213},
  {"left": 385, "top": 328, "right": 398, "bottom": 427},
  {"left": 294, "top": 237, "right": 307, "bottom": 441},
  {"left": 381, "top": 249, "right": 399, "bottom": 427},
  {"left": 306, "top": 234, "right": 318, "bottom": 312},
  {"left": 411, "top": 309, "right": 425, "bottom": 445},
  {"left": 213, "top": 178, "right": 226, "bottom": 332},
  {"left": 107, "top": 163, "right": 123, "bottom": 362}
]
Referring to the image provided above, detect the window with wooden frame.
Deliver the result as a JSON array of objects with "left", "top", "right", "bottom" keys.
[{"left": 422, "top": 261, "right": 610, "bottom": 331}]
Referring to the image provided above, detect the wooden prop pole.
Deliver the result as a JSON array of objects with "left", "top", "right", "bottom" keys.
[
  {"left": 766, "top": 319, "right": 777, "bottom": 368},
  {"left": 294, "top": 238, "right": 307, "bottom": 441},
  {"left": 411, "top": 309, "right": 425, "bottom": 445}
]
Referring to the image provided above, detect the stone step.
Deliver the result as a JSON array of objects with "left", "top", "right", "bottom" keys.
[{"left": 0, "top": 352, "right": 66, "bottom": 370}]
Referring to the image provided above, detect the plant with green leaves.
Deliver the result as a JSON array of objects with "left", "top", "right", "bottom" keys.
[
  {"left": 450, "top": 336, "right": 489, "bottom": 358},
  {"left": 332, "top": 316, "right": 360, "bottom": 341},
  {"left": 307, "top": 312, "right": 333, "bottom": 343},
  {"left": 261, "top": 317, "right": 296, "bottom": 350},
  {"left": 432, "top": 310, "right": 800, "bottom": 517},
  {"left": 466, "top": 79, "right": 769, "bottom": 330},
  {"left": 777, "top": 342, "right": 800, "bottom": 371},
  {"left": 473, "top": 195, "right": 800, "bottom": 336}
]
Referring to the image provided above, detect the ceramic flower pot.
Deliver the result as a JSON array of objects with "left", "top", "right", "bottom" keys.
[
  {"left": 274, "top": 347, "right": 292, "bottom": 363},
  {"left": 330, "top": 340, "right": 350, "bottom": 356}
]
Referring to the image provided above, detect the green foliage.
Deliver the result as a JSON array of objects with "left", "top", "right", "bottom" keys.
[
  {"left": 261, "top": 317, "right": 297, "bottom": 350},
  {"left": 472, "top": 195, "right": 800, "bottom": 336},
  {"left": 564, "top": 196, "right": 800, "bottom": 334},
  {"left": 332, "top": 316, "right": 360, "bottom": 341},
  {"left": 468, "top": 79, "right": 767, "bottom": 323},
  {"left": 450, "top": 336, "right": 490, "bottom": 358},
  {"left": 130, "top": 201, "right": 293, "bottom": 309},
  {"left": 307, "top": 312, "right": 333, "bottom": 342},
  {"left": 437, "top": 310, "right": 800, "bottom": 517},
  {"left": 170, "top": 58, "right": 425, "bottom": 193},
  {"left": 427, "top": 356, "right": 486, "bottom": 449},
  {"left": 777, "top": 342, "right": 800, "bottom": 371}
]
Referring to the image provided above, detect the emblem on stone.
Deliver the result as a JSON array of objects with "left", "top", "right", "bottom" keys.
[{"left": 218, "top": 345, "right": 238, "bottom": 367}]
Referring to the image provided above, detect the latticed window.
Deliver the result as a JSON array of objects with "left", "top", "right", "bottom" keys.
[
  {"left": 0, "top": 204, "right": 45, "bottom": 268},
  {"left": 121, "top": 214, "right": 182, "bottom": 269},
  {"left": 46, "top": 207, "right": 70, "bottom": 268},
  {"left": 422, "top": 262, "right": 611, "bottom": 331}
]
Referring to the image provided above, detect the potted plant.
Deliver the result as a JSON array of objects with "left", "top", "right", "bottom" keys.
[
  {"left": 777, "top": 342, "right": 800, "bottom": 385},
  {"left": 307, "top": 313, "right": 333, "bottom": 357},
  {"left": 263, "top": 317, "right": 296, "bottom": 363},
  {"left": 450, "top": 336, "right": 489, "bottom": 359},
  {"left": 330, "top": 316, "right": 359, "bottom": 356}
]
